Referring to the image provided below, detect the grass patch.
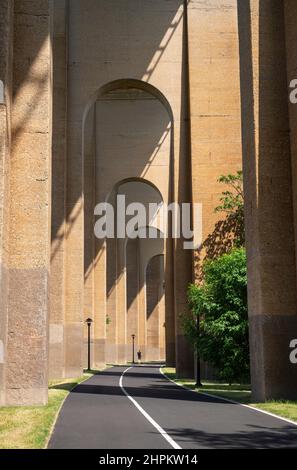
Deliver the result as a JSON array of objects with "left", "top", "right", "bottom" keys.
[
  {"left": 0, "top": 370, "right": 98, "bottom": 449},
  {"left": 253, "top": 401, "right": 297, "bottom": 423},
  {"left": 162, "top": 367, "right": 297, "bottom": 423}
]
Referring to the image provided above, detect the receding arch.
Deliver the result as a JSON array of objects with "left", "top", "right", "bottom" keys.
[
  {"left": 83, "top": 78, "right": 174, "bottom": 130},
  {"left": 83, "top": 78, "right": 174, "bottom": 366},
  {"left": 105, "top": 176, "right": 164, "bottom": 206}
]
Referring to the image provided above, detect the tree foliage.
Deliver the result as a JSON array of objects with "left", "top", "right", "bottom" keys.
[
  {"left": 215, "top": 171, "right": 244, "bottom": 214},
  {"left": 214, "top": 170, "right": 245, "bottom": 248},
  {"left": 183, "top": 248, "right": 249, "bottom": 384}
]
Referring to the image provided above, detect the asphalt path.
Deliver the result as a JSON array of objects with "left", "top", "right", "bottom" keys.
[{"left": 48, "top": 365, "right": 297, "bottom": 449}]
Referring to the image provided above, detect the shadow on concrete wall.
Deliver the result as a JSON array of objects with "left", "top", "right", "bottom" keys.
[
  {"left": 237, "top": 0, "right": 297, "bottom": 399},
  {"left": 49, "top": 0, "right": 191, "bottom": 368},
  {"left": 194, "top": 208, "right": 245, "bottom": 279},
  {"left": 51, "top": 0, "right": 184, "bottom": 264}
]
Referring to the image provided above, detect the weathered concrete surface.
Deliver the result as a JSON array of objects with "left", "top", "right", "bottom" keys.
[
  {"left": 146, "top": 255, "right": 165, "bottom": 361},
  {"left": 49, "top": 0, "right": 68, "bottom": 380},
  {"left": 4, "top": 1, "right": 52, "bottom": 406},
  {"left": 186, "top": 0, "right": 243, "bottom": 378},
  {"left": 0, "top": 0, "right": 12, "bottom": 405},
  {"left": 1, "top": 1, "right": 297, "bottom": 406},
  {"left": 285, "top": 0, "right": 297, "bottom": 289},
  {"left": 238, "top": 0, "right": 297, "bottom": 400},
  {"left": 63, "top": 0, "right": 189, "bottom": 374}
]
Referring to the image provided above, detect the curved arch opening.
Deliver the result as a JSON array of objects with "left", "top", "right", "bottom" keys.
[
  {"left": 83, "top": 78, "right": 174, "bottom": 366},
  {"left": 83, "top": 78, "right": 174, "bottom": 128}
]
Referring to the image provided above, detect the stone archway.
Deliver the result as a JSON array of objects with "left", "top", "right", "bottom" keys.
[
  {"left": 104, "top": 180, "right": 166, "bottom": 365},
  {"left": 48, "top": 1, "right": 196, "bottom": 384},
  {"left": 81, "top": 79, "right": 175, "bottom": 370}
]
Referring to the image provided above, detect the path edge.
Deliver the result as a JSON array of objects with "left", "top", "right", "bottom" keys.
[
  {"left": 45, "top": 367, "right": 110, "bottom": 449},
  {"left": 160, "top": 367, "right": 297, "bottom": 428}
]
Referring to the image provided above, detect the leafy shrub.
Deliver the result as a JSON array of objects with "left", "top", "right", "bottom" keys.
[{"left": 183, "top": 248, "right": 249, "bottom": 384}]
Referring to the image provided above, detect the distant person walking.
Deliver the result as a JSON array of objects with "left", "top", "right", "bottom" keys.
[{"left": 137, "top": 350, "right": 142, "bottom": 364}]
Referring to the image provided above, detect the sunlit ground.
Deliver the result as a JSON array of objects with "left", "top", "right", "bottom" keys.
[{"left": 0, "top": 370, "right": 104, "bottom": 449}]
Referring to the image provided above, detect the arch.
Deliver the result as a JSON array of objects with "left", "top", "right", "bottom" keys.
[
  {"left": 84, "top": 78, "right": 174, "bottom": 366},
  {"left": 105, "top": 176, "right": 164, "bottom": 206},
  {"left": 82, "top": 80, "right": 175, "bottom": 184},
  {"left": 83, "top": 78, "right": 174, "bottom": 129}
]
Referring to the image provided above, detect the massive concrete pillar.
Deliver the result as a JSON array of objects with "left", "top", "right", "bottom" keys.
[
  {"left": 187, "top": 0, "right": 243, "bottom": 377},
  {"left": 165, "top": 237, "right": 175, "bottom": 367},
  {"left": 63, "top": 3, "right": 85, "bottom": 378},
  {"left": 49, "top": 0, "right": 68, "bottom": 380},
  {"left": 3, "top": 0, "right": 52, "bottom": 405},
  {"left": 138, "top": 267, "right": 147, "bottom": 362},
  {"left": 146, "top": 255, "right": 165, "bottom": 361},
  {"left": 83, "top": 106, "right": 96, "bottom": 369},
  {"left": 92, "top": 105, "right": 107, "bottom": 369},
  {"left": 159, "top": 258, "right": 166, "bottom": 361},
  {"left": 173, "top": 2, "right": 194, "bottom": 379},
  {"left": 146, "top": 256, "right": 161, "bottom": 361},
  {"left": 126, "top": 239, "right": 140, "bottom": 362},
  {"left": 238, "top": 0, "right": 297, "bottom": 400},
  {"left": 104, "top": 189, "right": 118, "bottom": 364},
  {"left": 0, "top": 0, "right": 13, "bottom": 406},
  {"left": 285, "top": 1, "right": 297, "bottom": 291},
  {"left": 106, "top": 235, "right": 118, "bottom": 363},
  {"left": 93, "top": 239, "right": 107, "bottom": 368},
  {"left": 117, "top": 237, "right": 127, "bottom": 364}
]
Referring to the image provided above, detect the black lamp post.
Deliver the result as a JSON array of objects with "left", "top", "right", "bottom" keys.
[
  {"left": 86, "top": 318, "right": 93, "bottom": 371},
  {"left": 195, "top": 353, "right": 202, "bottom": 388},
  {"left": 131, "top": 334, "right": 136, "bottom": 364},
  {"left": 195, "top": 315, "right": 202, "bottom": 388}
]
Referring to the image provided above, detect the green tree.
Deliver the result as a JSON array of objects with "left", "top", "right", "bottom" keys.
[
  {"left": 215, "top": 170, "right": 244, "bottom": 247},
  {"left": 183, "top": 248, "right": 249, "bottom": 384},
  {"left": 215, "top": 171, "right": 244, "bottom": 215}
]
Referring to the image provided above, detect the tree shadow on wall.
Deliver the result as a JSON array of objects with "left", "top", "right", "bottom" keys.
[{"left": 194, "top": 208, "right": 245, "bottom": 280}]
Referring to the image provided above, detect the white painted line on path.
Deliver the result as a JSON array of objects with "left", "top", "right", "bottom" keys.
[{"left": 120, "top": 366, "right": 182, "bottom": 450}]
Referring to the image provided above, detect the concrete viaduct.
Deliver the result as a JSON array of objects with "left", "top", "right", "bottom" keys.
[{"left": 0, "top": 0, "right": 297, "bottom": 406}]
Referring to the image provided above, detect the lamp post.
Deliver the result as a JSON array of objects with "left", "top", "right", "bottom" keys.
[
  {"left": 195, "top": 315, "right": 202, "bottom": 388},
  {"left": 195, "top": 352, "right": 202, "bottom": 388},
  {"left": 85, "top": 318, "right": 93, "bottom": 371},
  {"left": 131, "top": 334, "right": 136, "bottom": 364}
]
